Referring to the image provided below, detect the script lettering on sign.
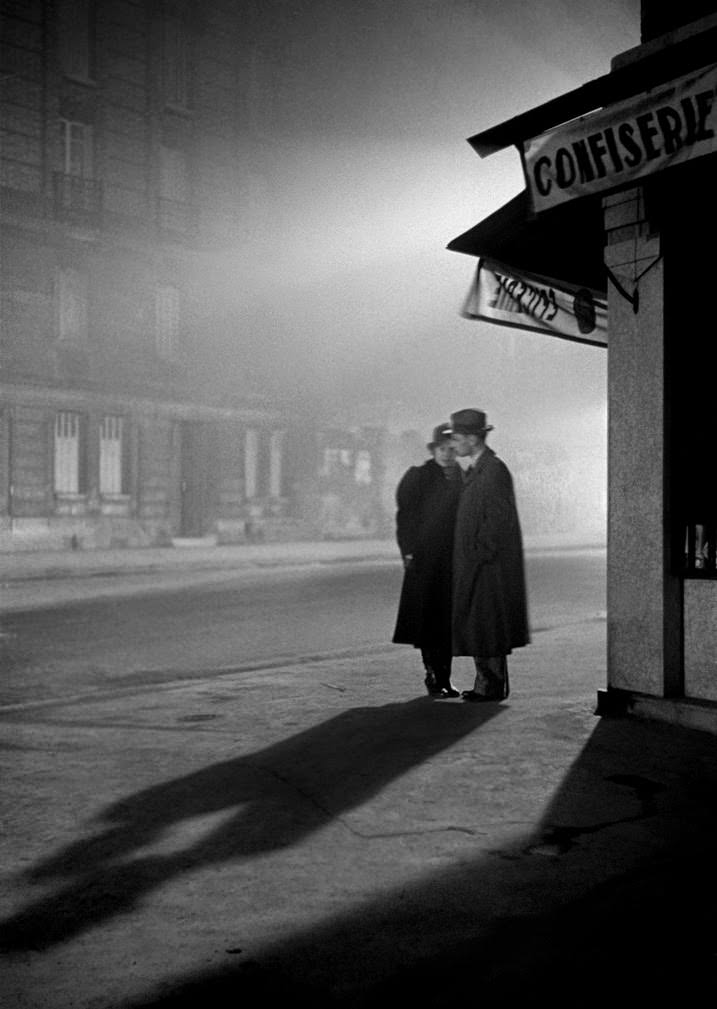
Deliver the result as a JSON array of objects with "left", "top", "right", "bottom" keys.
[
  {"left": 523, "top": 64, "right": 717, "bottom": 212},
  {"left": 489, "top": 273, "right": 559, "bottom": 322},
  {"left": 461, "top": 258, "right": 607, "bottom": 347}
]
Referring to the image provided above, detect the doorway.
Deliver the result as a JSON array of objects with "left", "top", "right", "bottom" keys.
[{"left": 179, "top": 421, "right": 217, "bottom": 537}]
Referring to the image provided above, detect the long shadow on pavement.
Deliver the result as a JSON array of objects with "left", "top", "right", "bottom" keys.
[
  {"left": 0, "top": 696, "right": 498, "bottom": 951},
  {"left": 114, "top": 714, "right": 717, "bottom": 1008}
]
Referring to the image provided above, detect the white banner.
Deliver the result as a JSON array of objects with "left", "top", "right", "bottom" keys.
[
  {"left": 462, "top": 258, "right": 607, "bottom": 346},
  {"left": 523, "top": 63, "right": 717, "bottom": 212}
]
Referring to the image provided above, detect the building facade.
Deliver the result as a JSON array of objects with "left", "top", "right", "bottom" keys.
[
  {"left": 0, "top": 1, "right": 389, "bottom": 549},
  {"left": 451, "top": 2, "right": 717, "bottom": 730}
]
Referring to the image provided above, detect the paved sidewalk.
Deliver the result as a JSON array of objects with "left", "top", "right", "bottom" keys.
[
  {"left": 0, "top": 537, "right": 397, "bottom": 580},
  {"left": 1, "top": 531, "right": 604, "bottom": 580},
  {"left": 2, "top": 580, "right": 716, "bottom": 1006}
]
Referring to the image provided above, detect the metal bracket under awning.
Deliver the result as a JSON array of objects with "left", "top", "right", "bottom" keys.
[{"left": 604, "top": 259, "right": 663, "bottom": 313}]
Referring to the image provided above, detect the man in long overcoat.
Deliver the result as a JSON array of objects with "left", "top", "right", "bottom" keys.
[
  {"left": 392, "top": 424, "right": 461, "bottom": 696},
  {"left": 447, "top": 408, "right": 529, "bottom": 701}
]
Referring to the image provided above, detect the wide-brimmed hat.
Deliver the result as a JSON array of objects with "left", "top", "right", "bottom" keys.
[
  {"left": 427, "top": 423, "right": 452, "bottom": 450},
  {"left": 446, "top": 408, "right": 494, "bottom": 436}
]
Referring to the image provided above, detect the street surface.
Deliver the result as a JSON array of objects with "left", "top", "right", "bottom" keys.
[
  {"left": 0, "top": 551, "right": 606, "bottom": 707},
  {"left": 12, "top": 546, "right": 715, "bottom": 1009}
]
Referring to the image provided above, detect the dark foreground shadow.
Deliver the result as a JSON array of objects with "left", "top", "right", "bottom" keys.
[
  {"left": 112, "top": 714, "right": 717, "bottom": 1008},
  {"left": 0, "top": 696, "right": 498, "bottom": 951}
]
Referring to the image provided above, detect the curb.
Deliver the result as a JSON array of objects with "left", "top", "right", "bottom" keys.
[
  {"left": 0, "top": 539, "right": 606, "bottom": 586},
  {"left": 1, "top": 551, "right": 399, "bottom": 585}
]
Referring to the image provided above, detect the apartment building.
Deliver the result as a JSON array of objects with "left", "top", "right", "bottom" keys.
[{"left": 0, "top": 0, "right": 312, "bottom": 549}]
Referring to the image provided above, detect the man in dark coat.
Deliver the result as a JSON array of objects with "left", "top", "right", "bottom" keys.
[
  {"left": 447, "top": 408, "right": 529, "bottom": 701},
  {"left": 392, "top": 424, "right": 461, "bottom": 697}
]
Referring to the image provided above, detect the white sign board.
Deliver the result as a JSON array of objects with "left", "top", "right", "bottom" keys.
[
  {"left": 462, "top": 258, "right": 607, "bottom": 347},
  {"left": 523, "top": 64, "right": 717, "bottom": 212}
]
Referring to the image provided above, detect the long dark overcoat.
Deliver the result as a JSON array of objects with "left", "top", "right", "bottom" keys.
[
  {"left": 392, "top": 459, "right": 460, "bottom": 649},
  {"left": 452, "top": 447, "right": 530, "bottom": 656}
]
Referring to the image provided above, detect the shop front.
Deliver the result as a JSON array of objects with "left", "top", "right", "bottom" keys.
[{"left": 449, "top": 13, "right": 717, "bottom": 731}]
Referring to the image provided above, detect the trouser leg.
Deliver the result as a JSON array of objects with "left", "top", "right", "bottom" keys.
[
  {"left": 421, "top": 646, "right": 455, "bottom": 694},
  {"left": 420, "top": 647, "right": 441, "bottom": 694},
  {"left": 472, "top": 655, "right": 510, "bottom": 699}
]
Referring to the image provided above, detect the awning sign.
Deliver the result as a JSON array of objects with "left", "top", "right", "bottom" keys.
[
  {"left": 462, "top": 258, "right": 607, "bottom": 346},
  {"left": 523, "top": 63, "right": 717, "bottom": 212}
]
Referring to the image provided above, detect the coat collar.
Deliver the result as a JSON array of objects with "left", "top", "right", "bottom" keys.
[
  {"left": 427, "top": 458, "right": 460, "bottom": 482},
  {"left": 461, "top": 446, "right": 495, "bottom": 483}
]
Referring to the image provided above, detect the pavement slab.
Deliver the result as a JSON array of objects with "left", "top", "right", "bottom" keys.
[{"left": 2, "top": 607, "right": 717, "bottom": 1007}]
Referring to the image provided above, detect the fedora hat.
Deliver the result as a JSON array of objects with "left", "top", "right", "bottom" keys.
[
  {"left": 427, "top": 423, "right": 452, "bottom": 450},
  {"left": 447, "top": 408, "right": 494, "bottom": 436}
]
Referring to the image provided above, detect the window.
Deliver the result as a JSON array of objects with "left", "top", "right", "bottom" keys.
[
  {"left": 667, "top": 161, "right": 717, "bottom": 578},
  {"left": 54, "top": 412, "right": 86, "bottom": 494},
  {"left": 55, "top": 121, "right": 100, "bottom": 220},
  {"left": 355, "top": 450, "right": 372, "bottom": 485},
  {"left": 155, "top": 285, "right": 180, "bottom": 358},
  {"left": 59, "top": 119, "right": 93, "bottom": 178},
  {"left": 245, "top": 429, "right": 259, "bottom": 499},
  {"left": 57, "top": 0, "right": 94, "bottom": 81},
  {"left": 320, "top": 447, "right": 339, "bottom": 478},
  {"left": 57, "top": 269, "right": 88, "bottom": 344},
  {"left": 99, "top": 416, "right": 126, "bottom": 495},
  {"left": 269, "top": 430, "right": 285, "bottom": 498},
  {"left": 162, "top": 14, "right": 189, "bottom": 108}
]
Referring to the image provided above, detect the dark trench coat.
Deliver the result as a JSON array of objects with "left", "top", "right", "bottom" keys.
[
  {"left": 452, "top": 447, "right": 530, "bottom": 657},
  {"left": 392, "top": 459, "right": 460, "bottom": 650}
]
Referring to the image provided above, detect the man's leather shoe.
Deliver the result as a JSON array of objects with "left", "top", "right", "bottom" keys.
[
  {"left": 437, "top": 685, "right": 460, "bottom": 698},
  {"left": 461, "top": 689, "right": 497, "bottom": 702},
  {"left": 424, "top": 672, "right": 443, "bottom": 696}
]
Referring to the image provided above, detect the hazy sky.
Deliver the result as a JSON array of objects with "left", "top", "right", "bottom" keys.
[{"left": 210, "top": 0, "right": 641, "bottom": 473}]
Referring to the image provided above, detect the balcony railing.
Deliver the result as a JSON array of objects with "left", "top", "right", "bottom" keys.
[
  {"left": 683, "top": 522, "right": 717, "bottom": 577},
  {"left": 53, "top": 172, "right": 103, "bottom": 226}
]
